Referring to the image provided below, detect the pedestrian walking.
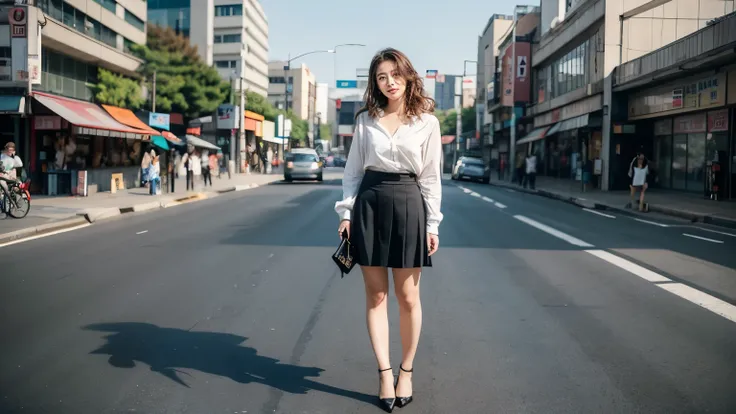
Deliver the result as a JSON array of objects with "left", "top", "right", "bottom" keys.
[
  {"left": 524, "top": 152, "right": 537, "bottom": 189},
  {"left": 148, "top": 155, "right": 160, "bottom": 195},
  {"left": 334, "top": 48, "right": 442, "bottom": 413},
  {"left": 628, "top": 151, "right": 649, "bottom": 211}
]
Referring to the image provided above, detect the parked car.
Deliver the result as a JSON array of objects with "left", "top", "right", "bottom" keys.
[
  {"left": 284, "top": 148, "right": 323, "bottom": 182},
  {"left": 451, "top": 157, "right": 490, "bottom": 183}
]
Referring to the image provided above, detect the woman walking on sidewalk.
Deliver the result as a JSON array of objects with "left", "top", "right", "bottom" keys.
[{"left": 335, "top": 48, "right": 443, "bottom": 413}]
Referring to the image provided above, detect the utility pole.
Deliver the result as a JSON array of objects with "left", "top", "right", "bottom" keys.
[
  {"left": 453, "top": 77, "right": 461, "bottom": 167},
  {"left": 239, "top": 75, "right": 246, "bottom": 174},
  {"left": 152, "top": 70, "right": 157, "bottom": 112},
  {"left": 509, "top": 6, "right": 519, "bottom": 183}
]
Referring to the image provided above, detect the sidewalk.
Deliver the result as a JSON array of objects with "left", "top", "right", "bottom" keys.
[
  {"left": 489, "top": 175, "right": 736, "bottom": 229},
  {"left": 0, "top": 171, "right": 284, "bottom": 243}
]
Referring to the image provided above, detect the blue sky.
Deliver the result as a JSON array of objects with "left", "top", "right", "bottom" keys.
[{"left": 260, "top": 0, "right": 528, "bottom": 88}]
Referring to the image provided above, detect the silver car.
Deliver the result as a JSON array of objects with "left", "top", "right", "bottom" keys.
[
  {"left": 451, "top": 157, "right": 490, "bottom": 183},
  {"left": 284, "top": 150, "right": 323, "bottom": 182}
]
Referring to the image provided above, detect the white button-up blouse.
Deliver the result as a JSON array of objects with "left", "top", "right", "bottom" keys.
[{"left": 334, "top": 111, "right": 444, "bottom": 235}]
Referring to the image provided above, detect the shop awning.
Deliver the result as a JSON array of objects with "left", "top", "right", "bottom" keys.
[
  {"left": 101, "top": 104, "right": 160, "bottom": 134},
  {"left": 516, "top": 126, "right": 551, "bottom": 145},
  {"left": 0, "top": 95, "right": 25, "bottom": 114},
  {"left": 184, "top": 134, "right": 220, "bottom": 150},
  {"left": 556, "top": 114, "right": 600, "bottom": 132},
  {"left": 151, "top": 135, "right": 170, "bottom": 150},
  {"left": 545, "top": 123, "right": 561, "bottom": 136},
  {"left": 162, "top": 131, "right": 184, "bottom": 145},
  {"left": 33, "top": 92, "right": 151, "bottom": 139}
]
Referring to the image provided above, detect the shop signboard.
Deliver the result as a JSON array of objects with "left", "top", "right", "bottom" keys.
[
  {"left": 707, "top": 109, "right": 729, "bottom": 132},
  {"left": 34, "top": 115, "right": 61, "bottom": 130},
  {"left": 149, "top": 112, "right": 170, "bottom": 130},
  {"left": 673, "top": 113, "right": 706, "bottom": 134},
  {"left": 628, "top": 72, "right": 726, "bottom": 120}
]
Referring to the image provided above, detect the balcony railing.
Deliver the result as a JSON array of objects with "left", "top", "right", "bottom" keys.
[{"left": 616, "top": 11, "right": 736, "bottom": 86}]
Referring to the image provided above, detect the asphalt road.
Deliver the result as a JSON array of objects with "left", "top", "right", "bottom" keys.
[{"left": 1, "top": 170, "right": 735, "bottom": 414}]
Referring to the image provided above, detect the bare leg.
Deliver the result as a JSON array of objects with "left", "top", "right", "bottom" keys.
[
  {"left": 629, "top": 185, "right": 637, "bottom": 207},
  {"left": 393, "top": 267, "right": 422, "bottom": 398},
  {"left": 639, "top": 184, "right": 647, "bottom": 211},
  {"left": 362, "top": 266, "right": 394, "bottom": 399}
]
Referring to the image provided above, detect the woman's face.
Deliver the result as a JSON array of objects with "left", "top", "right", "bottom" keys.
[{"left": 376, "top": 60, "right": 406, "bottom": 102}]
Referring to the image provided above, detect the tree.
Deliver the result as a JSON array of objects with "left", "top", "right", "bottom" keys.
[
  {"left": 131, "top": 24, "right": 229, "bottom": 119},
  {"left": 92, "top": 69, "right": 146, "bottom": 110},
  {"left": 438, "top": 108, "right": 476, "bottom": 136},
  {"left": 319, "top": 123, "right": 332, "bottom": 141}
]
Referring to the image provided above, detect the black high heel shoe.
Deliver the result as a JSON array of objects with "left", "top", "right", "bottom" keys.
[
  {"left": 395, "top": 364, "right": 413, "bottom": 408},
  {"left": 378, "top": 367, "right": 396, "bottom": 413}
]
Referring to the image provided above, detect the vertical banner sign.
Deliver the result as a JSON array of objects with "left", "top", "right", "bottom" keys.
[{"left": 9, "top": 7, "right": 27, "bottom": 83}]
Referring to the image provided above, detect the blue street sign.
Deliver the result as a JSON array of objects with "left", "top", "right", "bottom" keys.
[{"left": 336, "top": 80, "right": 358, "bottom": 88}]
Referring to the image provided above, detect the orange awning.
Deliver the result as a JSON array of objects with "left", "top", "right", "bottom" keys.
[
  {"left": 244, "top": 117, "right": 257, "bottom": 132},
  {"left": 244, "top": 110, "right": 265, "bottom": 121},
  {"left": 101, "top": 104, "right": 159, "bottom": 134}
]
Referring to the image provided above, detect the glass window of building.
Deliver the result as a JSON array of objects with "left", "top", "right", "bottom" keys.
[
  {"left": 39, "top": 49, "right": 99, "bottom": 102},
  {"left": 215, "top": 60, "right": 237, "bottom": 69},
  {"left": 148, "top": 0, "right": 190, "bottom": 38},
  {"left": 124, "top": 10, "right": 145, "bottom": 32},
  {"left": 215, "top": 4, "right": 243, "bottom": 16},
  {"left": 214, "top": 33, "right": 242, "bottom": 43},
  {"left": 93, "top": 0, "right": 117, "bottom": 14}
]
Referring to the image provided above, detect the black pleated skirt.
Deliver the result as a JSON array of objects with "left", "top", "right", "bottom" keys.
[{"left": 351, "top": 170, "right": 432, "bottom": 268}]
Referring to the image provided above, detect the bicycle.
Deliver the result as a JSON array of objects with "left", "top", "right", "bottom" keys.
[{"left": 0, "top": 178, "right": 31, "bottom": 219}]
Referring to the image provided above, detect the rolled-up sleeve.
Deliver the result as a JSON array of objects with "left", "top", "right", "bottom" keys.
[
  {"left": 417, "top": 117, "right": 443, "bottom": 235},
  {"left": 334, "top": 115, "right": 365, "bottom": 221}
]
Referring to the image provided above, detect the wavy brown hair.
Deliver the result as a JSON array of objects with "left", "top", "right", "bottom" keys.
[{"left": 358, "top": 48, "right": 435, "bottom": 120}]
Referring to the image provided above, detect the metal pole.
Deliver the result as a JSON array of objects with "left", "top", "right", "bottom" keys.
[
  {"left": 284, "top": 53, "right": 290, "bottom": 113},
  {"left": 239, "top": 76, "right": 246, "bottom": 174},
  {"left": 509, "top": 7, "right": 518, "bottom": 184},
  {"left": 454, "top": 78, "right": 461, "bottom": 167},
  {"left": 152, "top": 70, "right": 157, "bottom": 112}
]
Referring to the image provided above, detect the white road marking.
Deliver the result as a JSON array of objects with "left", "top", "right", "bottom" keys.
[
  {"left": 462, "top": 188, "right": 472, "bottom": 194},
  {"left": 587, "top": 249, "right": 736, "bottom": 323},
  {"left": 470, "top": 192, "right": 481, "bottom": 198},
  {"left": 583, "top": 208, "right": 616, "bottom": 219},
  {"left": 136, "top": 230, "right": 149, "bottom": 235},
  {"left": 634, "top": 218, "right": 670, "bottom": 227},
  {"left": 0, "top": 223, "right": 91, "bottom": 248},
  {"left": 585, "top": 250, "right": 671, "bottom": 283},
  {"left": 513, "top": 215, "right": 594, "bottom": 247},
  {"left": 658, "top": 283, "right": 736, "bottom": 323},
  {"left": 692, "top": 227, "right": 736, "bottom": 238},
  {"left": 494, "top": 202, "right": 507, "bottom": 209},
  {"left": 481, "top": 196, "right": 494, "bottom": 203},
  {"left": 683, "top": 233, "right": 724, "bottom": 244},
  {"left": 506, "top": 189, "right": 516, "bottom": 193}
]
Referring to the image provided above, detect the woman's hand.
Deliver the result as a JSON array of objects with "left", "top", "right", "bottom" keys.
[
  {"left": 338, "top": 219, "right": 351, "bottom": 240},
  {"left": 427, "top": 233, "right": 439, "bottom": 256}
]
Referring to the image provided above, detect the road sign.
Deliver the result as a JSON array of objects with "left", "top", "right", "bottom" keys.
[
  {"left": 517, "top": 56, "right": 527, "bottom": 78},
  {"left": 336, "top": 80, "right": 357, "bottom": 88},
  {"left": 426, "top": 70, "right": 438, "bottom": 79}
]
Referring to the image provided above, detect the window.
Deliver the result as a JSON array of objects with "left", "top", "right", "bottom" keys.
[
  {"left": 124, "top": 10, "right": 145, "bottom": 31},
  {"left": 215, "top": 4, "right": 243, "bottom": 16},
  {"left": 39, "top": 49, "right": 99, "bottom": 101},
  {"left": 93, "top": 0, "right": 117, "bottom": 13},
  {"left": 214, "top": 33, "right": 242, "bottom": 43},
  {"left": 123, "top": 38, "right": 136, "bottom": 54},
  {"left": 215, "top": 60, "right": 237, "bottom": 69},
  {"left": 269, "top": 76, "right": 285, "bottom": 84}
]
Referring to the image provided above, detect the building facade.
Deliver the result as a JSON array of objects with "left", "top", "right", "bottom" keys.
[
  {"left": 610, "top": 12, "right": 736, "bottom": 200},
  {"left": 486, "top": 7, "right": 539, "bottom": 180},
  {"left": 476, "top": 14, "right": 513, "bottom": 164},
  {"left": 526, "top": 0, "right": 735, "bottom": 190},
  {"left": 267, "top": 61, "right": 316, "bottom": 121},
  {"left": 148, "top": 0, "right": 269, "bottom": 96}
]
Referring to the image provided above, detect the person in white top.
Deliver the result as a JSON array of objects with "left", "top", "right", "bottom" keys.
[
  {"left": 628, "top": 152, "right": 649, "bottom": 211},
  {"left": 334, "top": 48, "right": 442, "bottom": 412}
]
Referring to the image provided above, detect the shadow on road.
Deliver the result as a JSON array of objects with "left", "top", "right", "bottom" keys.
[{"left": 82, "top": 322, "right": 376, "bottom": 406}]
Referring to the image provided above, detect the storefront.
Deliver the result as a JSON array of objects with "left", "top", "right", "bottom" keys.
[
  {"left": 531, "top": 96, "right": 603, "bottom": 186},
  {"left": 30, "top": 92, "right": 157, "bottom": 195},
  {"left": 625, "top": 70, "right": 734, "bottom": 199},
  {"left": 0, "top": 94, "right": 27, "bottom": 158}
]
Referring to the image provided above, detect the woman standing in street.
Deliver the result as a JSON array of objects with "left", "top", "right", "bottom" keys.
[{"left": 334, "top": 48, "right": 443, "bottom": 412}]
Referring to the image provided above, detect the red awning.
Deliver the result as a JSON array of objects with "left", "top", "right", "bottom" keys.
[
  {"left": 441, "top": 135, "right": 455, "bottom": 145},
  {"left": 162, "top": 131, "right": 183, "bottom": 144},
  {"left": 33, "top": 92, "right": 150, "bottom": 139}
]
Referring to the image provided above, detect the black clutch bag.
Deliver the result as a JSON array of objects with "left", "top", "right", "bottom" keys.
[{"left": 332, "top": 230, "right": 356, "bottom": 277}]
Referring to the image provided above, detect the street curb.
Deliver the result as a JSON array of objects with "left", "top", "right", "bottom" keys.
[
  {"left": 0, "top": 216, "right": 89, "bottom": 245},
  {"left": 486, "top": 181, "right": 736, "bottom": 229},
  {"left": 0, "top": 180, "right": 275, "bottom": 244}
]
